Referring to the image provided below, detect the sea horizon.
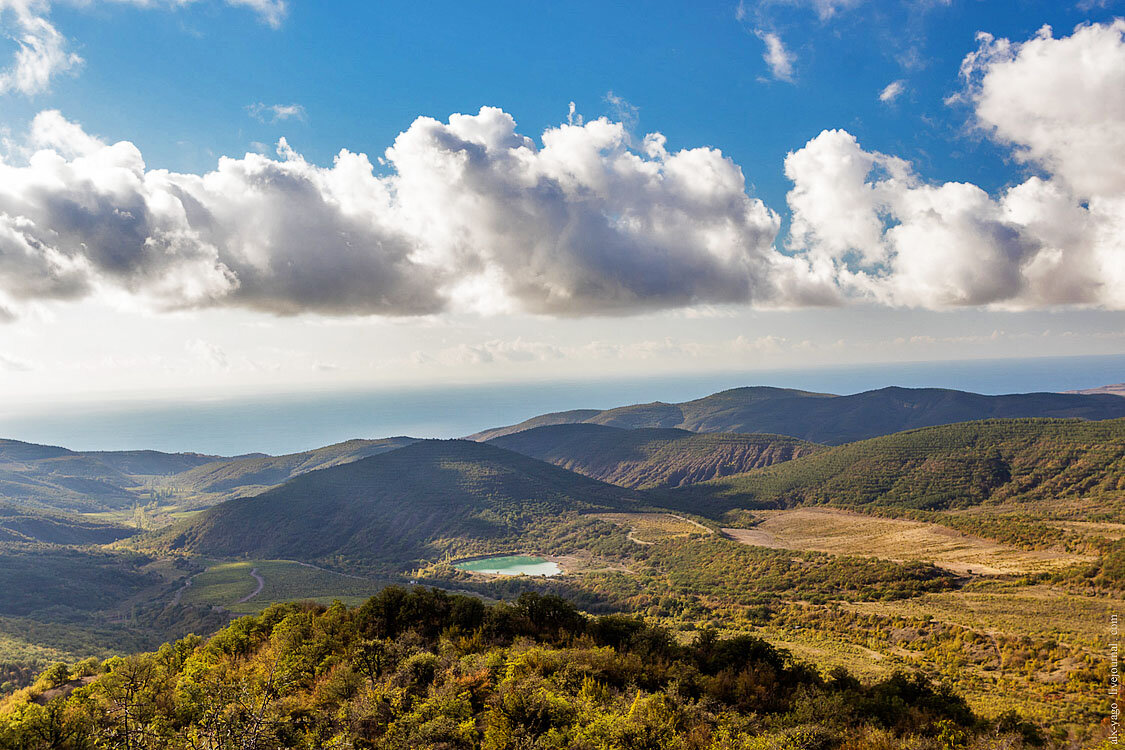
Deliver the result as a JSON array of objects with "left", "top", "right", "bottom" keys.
[{"left": 3, "top": 352, "right": 1122, "bottom": 456}]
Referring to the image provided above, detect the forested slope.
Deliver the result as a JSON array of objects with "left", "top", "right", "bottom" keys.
[
  {"left": 677, "top": 418, "right": 1125, "bottom": 513},
  {"left": 0, "top": 587, "right": 1043, "bottom": 750},
  {"left": 146, "top": 440, "right": 645, "bottom": 572}
]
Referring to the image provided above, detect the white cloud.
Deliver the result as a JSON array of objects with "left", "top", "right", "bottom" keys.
[
  {"left": 1, "top": 23, "right": 1122, "bottom": 321},
  {"left": 0, "top": 107, "right": 829, "bottom": 319},
  {"left": 0, "top": 0, "right": 82, "bottom": 95},
  {"left": 755, "top": 30, "right": 795, "bottom": 82},
  {"left": 878, "top": 79, "right": 906, "bottom": 102},
  {"left": 95, "top": 0, "right": 287, "bottom": 28},
  {"left": 247, "top": 102, "right": 307, "bottom": 123},
  {"left": 220, "top": 0, "right": 285, "bottom": 28},
  {"left": 603, "top": 91, "right": 638, "bottom": 134},
  {"left": 185, "top": 338, "right": 229, "bottom": 370},
  {"left": 0, "top": 351, "right": 31, "bottom": 370},
  {"left": 0, "top": 0, "right": 286, "bottom": 97},
  {"left": 748, "top": 0, "right": 863, "bottom": 22},
  {"left": 799, "top": 0, "right": 863, "bottom": 20},
  {"left": 784, "top": 23, "right": 1125, "bottom": 310},
  {"left": 961, "top": 21, "right": 1125, "bottom": 198}
]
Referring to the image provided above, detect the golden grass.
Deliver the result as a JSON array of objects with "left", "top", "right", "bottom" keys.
[
  {"left": 845, "top": 581, "right": 1118, "bottom": 645},
  {"left": 178, "top": 560, "right": 386, "bottom": 614},
  {"left": 722, "top": 508, "right": 1093, "bottom": 575},
  {"left": 1049, "top": 520, "right": 1125, "bottom": 539},
  {"left": 592, "top": 512, "right": 711, "bottom": 544}
]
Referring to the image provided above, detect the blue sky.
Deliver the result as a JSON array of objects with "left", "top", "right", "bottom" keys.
[
  {"left": 0, "top": 0, "right": 1123, "bottom": 406},
  {"left": 15, "top": 0, "right": 1112, "bottom": 203}
]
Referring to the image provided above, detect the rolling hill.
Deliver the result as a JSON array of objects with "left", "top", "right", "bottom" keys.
[
  {"left": 169, "top": 437, "right": 418, "bottom": 502},
  {"left": 487, "top": 424, "right": 823, "bottom": 488},
  {"left": 0, "top": 439, "right": 229, "bottom": 513},
  {"left": 468, "top": 385, "right": 1125, "bottom": 444},
  {"left": 147, "top": 439, "right": 646, "bottom": 572},
  {"left": 673, "top": 417, "right": 1125, "bottom": 515},
  {"left": 0, "top": 436, "right": 420, "bottom": 518},
  {"left": 0, "top": 503, "right": 135, "bottom": 545}
]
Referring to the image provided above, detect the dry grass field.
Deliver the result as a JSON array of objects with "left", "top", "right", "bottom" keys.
[
  {"left": 722, "top": 508, "right": 1093, "bottom": 575},
  {"left": 846, "top": 580, "right": 1117, "bottom": 645},
  {"left": 592, "top": 512, "right": 711, "bottom": 544},
  {"left": 177, "top": 560, "right": 387, "bottom": 614}
]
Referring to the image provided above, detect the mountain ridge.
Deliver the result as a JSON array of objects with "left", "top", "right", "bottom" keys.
[{"left": 468, "top": 385, "right": 1125, "bottom": 444}]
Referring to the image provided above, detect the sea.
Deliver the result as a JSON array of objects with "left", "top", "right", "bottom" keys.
[{"left": 2, "top": 353, "right": 1123, "bottom": 457}]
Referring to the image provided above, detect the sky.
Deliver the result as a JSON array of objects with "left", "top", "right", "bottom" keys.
[{"left": 0, "top": 0, "right": 1123, "bottom": 409}]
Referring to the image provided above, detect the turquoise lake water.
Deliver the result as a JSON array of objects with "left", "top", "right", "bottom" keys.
[{"left": 454, "top": 555, "right": 562, "bottom": 577}]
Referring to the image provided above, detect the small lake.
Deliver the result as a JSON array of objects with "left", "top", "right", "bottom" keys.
[{"left": 454, "top": 555, "right": 562, "bottom": 577}]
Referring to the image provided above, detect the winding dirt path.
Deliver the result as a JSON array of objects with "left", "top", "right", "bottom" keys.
[
  {"left": 237, "top": 567, "right": 265, "bottom": 603},
  {"left": 169, "top": 573, "right": 198, "bottom": 607}
]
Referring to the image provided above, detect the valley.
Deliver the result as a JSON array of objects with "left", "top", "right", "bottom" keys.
[{"left": 1, "top": 384, "right": 1123, "bottom": 746}]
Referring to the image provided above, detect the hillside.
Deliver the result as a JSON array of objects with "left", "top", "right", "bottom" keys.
[
  {"left": 487, "top": 424, "right": 823, "bottom": 488},
  {"left": 148, "top": 439, "right": 645, "bottom": 572},
  {"left": 169, "top": 436, "right": 418, "bottom": 501},
  {"left": 1065, "top": 382, "right": 1125, "bottom": 397},
  {"left": 0, "top": 439, "right": 229, "bottom": 513},
  {"left": 0, "top": 588, "right": 1016, "bottom": 750},
  {"left": 0, "top": 503, "right": 135, "bottom": 545},
  {"left": 0, "top": 435, "right": 419, "bottom": 518},
  {"left": 675, "top": 417, "right": 1125, "bottom": 515},
  {"left": 468, "top": 385, "right": 1125, "bottom": 444}
]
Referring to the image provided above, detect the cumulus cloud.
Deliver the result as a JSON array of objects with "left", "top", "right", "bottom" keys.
[
  {"left": 755, "top": 30, "right": 796, "bottom": 82},
  {"left": 1, "top": 23, "right": 1122, "bottom": 320},
  {"left": 878, "top": 79, "right": 905, "bottom": 102},
  {"left": 0, "top": 107, "right": 829, "bottom": 319},
  {"left": 961, "top": 21, "right": 1125, "bottom": 198},
  {"left": 783, "top": 21, "right": 1125, "bottom": 310}
]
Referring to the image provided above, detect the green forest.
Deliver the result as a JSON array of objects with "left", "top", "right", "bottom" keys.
[{"left": 0, "top": 587, "right": 1045, "bottom": 750}]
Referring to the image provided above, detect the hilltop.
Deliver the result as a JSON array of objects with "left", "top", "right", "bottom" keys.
[
  {"left": 169, "top": 436, "right": 418, "bottom": 502},
  {"left": 468, "top": 385, "right": 1125, "bottom": 444},
  {"left": 487, "top": 423, "right": 823, "bottom": 488},
  {"left": 1065, "top": 382, "right": 1125, "bottom": 397},
  {"left": 0, "top": 436, "right": 420, "bottom": 526},
  {"left": 146, "top": 439, "right": 646, "bottom": 573}
]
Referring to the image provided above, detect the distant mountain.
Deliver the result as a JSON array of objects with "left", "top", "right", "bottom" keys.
[
  {"left": 674, "top": 417, "right": 1125, "bottom": 515},
  {"left": 0, "top": 435, "right": 418, "bottom": 515},
  {"left": 1065, "top": 383, "right": 1125, "bottom": 397},
  {"left": 147, "top": 439, "right": 644, "bottom": 572},
  {"left": 0, "top": 439, "right": 230, "bottom": 513},
  {"left": 468, "top": 385, "right": 1125, "bottom": 444},
  {"left": 170, "top": 437, "right": 419, "bottom": 501},
  {"left": 0, "top": 502, "right": 135, "bottom": 545},
  {"left": 81, "top": 449, "right": 234, "bottom": 476},
  {"left": 487, "top": 424, "right": 823, "bottom": 489}
]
